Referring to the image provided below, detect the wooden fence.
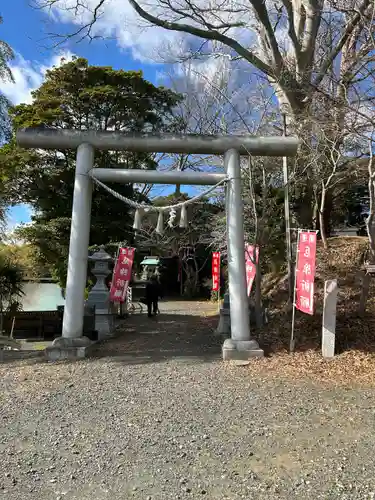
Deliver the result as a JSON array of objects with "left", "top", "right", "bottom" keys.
[{"left": 2, "top": 305, "right": 96, "bottom": 340}]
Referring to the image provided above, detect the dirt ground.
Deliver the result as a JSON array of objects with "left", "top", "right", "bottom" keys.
[{"left": 1, "top": 300, "right": 375, "bottom": 499}]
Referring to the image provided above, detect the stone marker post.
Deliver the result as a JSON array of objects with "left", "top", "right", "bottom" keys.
[{"left": 322, "top": 279, "right": 338, "bottom": 358}]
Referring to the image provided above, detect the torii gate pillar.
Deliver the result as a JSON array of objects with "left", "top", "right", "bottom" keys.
[
  {"left": 222, "top": 149, "right": 263, "bottom": 359},
  {"left": 62, "top": 143, "right": 94, "bottom": 340}
]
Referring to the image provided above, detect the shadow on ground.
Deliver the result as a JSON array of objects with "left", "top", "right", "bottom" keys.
[{"left": 91, "top": 312, "right": 223, "bottom": 365}]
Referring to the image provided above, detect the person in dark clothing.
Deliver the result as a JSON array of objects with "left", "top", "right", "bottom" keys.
[{"left": 145, "top": 275, "right": 163, "bottom": 317}]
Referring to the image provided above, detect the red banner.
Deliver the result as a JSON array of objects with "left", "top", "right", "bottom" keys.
[
  {"left": 212, "top": 252, "right": 221, "bottom": 292},
  {"left": 109, "top": 247, "right": 135, "bottom": 303},
  {"left": 295, "top": 231, "right": 317, "bottom": 315},
  {"left": 245, "top": 244, "right": 259, "bottom": 296}
]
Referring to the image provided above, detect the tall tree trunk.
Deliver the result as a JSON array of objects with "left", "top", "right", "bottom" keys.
[
  {"left": 361, "top": 144, "right": 375, "bottom": 315},
  {"left": 315, "top": 188, "right": 333, "bottom": 244},
  {"left": 319, "top": 187, "right": 328, "bottom": 249},
  {"left": 254, "top": 258, "right": 263, "bottom": 329},
  {"left": 312, "top": 198, "right": 318, "bottom": 230},
  {"left": 323, "top": 190, "right": 333, "bottom": 238}
]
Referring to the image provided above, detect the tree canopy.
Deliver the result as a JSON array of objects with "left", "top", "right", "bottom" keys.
[
  {"left": 0, "top": 14, "right": 13, "bottom": 143},
  {"left": 1, "top": 57, "right": 181, "bottom": 284},
  {"left": 0, "top": 14, "right": 15, "bottom": 234},
  {"left": 36, "top": 0, "right": 375, "bottom": 234}
]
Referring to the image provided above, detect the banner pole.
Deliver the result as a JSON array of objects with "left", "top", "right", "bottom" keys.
[
  {"left": 289, "top": 229, "right": 300, "bottom": 353},
  {"left": 111, "top": 244, "right": 121, "bottom": 315}
]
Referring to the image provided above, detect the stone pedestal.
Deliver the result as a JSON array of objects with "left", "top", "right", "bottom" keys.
[
  {"left": 45, "top": 336, "right": 93, "bottom": 361},
  {"left": 86, "top": 246, "right": 114, "bottom": 340},
  {"left": 216, "top": 293, "right": 231, "bottom": 337},
  {"left": 218, "top": 293, "right": 264, "bottom": 360},
  {"left": 222, "top": 338, "right": 264, "bottom": 360}
]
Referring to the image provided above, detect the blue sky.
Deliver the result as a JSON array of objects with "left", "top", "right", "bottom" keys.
[
  {"left": 1, "top": 0, "right": 186, "bottom": 232},
  {"left": 1, "top": 1, "right": 160, "bottom": 82}
]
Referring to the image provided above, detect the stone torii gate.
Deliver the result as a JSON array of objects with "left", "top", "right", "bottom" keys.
[{"left": 16, "top": 129, "right": 299, "bottom": 360}]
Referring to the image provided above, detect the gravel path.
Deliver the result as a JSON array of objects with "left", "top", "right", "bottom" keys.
[{"left": 1, "top": 301, "right": 375, "bottom": 500}]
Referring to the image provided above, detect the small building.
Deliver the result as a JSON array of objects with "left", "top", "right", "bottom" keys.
[
  {"left": 139, "top": 256, "right": 161, "bottom": 280},
  {"left": 138, "top": 255, "right": 180, "bottom": 295}
]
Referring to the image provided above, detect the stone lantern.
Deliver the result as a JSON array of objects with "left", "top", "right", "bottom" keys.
[
  {"left": 87, "top": 246, "right": 114, "bottom": 340},
  {"left": 216, "top": 292, "right": 231, "bottom": 337},
  {"left": 216, "top": 292, "right": 268, "bottom": 337}
]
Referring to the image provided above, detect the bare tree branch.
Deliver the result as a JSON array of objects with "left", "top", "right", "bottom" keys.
[
  {"left": 314, "top": 0, "right": 372, "bottom": 88},
  {"left": 127, "top": 0, "right": 274, "bottom": 77}
]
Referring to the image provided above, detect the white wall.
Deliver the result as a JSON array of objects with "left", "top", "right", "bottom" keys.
[{"left": 20, "top": 282, "right": 66, "bottom": 311}]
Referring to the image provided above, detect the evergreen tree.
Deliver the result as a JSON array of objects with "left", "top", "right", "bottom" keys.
[
  {"left": 1, "top": 57, "right": 181, "bottom": 284},
  {"left": 0, "top": 14, "right": 14, "bottom": 233}
]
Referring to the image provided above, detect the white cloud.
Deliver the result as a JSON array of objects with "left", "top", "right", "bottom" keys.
[
  {"left": 0, "top": 51, "right": 74, "bottom": 105},
  {"left": 45, "top": 0, "right": 185, "bottom": 62},
  {"left": 39, "top": 0, "right": 261, "bottom": 63}
]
